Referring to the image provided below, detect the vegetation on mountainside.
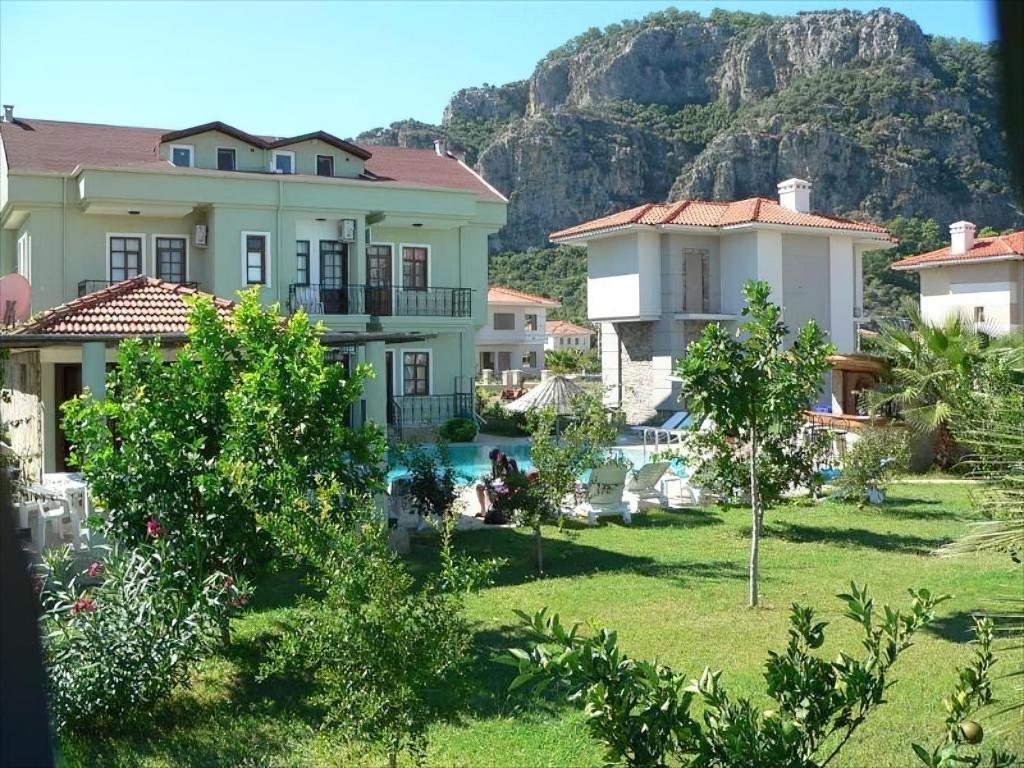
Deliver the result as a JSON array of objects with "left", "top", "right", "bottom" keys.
[{"left": 488, "top": 245, "right": 588, "bottom": 324}]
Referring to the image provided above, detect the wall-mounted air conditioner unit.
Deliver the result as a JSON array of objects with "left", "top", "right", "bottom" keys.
[
  {"left": 340, "top": 218, "right": 357, "bottom": 242},
  {"left": 193, "top": 224, "right": 208, "bottom": 247}
]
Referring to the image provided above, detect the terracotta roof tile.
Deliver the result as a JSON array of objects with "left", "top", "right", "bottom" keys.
[
  {"left": 487, "top": 286, "right": 561, "bottom": 307},
  {"left": 0, "top": 118, "right": 504, "bottom": 202},
  {"left": 546, "top": 320, "right": 594, "bottom": 336},
  {"left": 12, "top": 276, "right": 235, "bottom": 337},
  {"left": 891, "top": 230, "right": 1024, "bottom": 269},
  {"left": 550, "top": 196, "right": 890, "bottom": 240}
]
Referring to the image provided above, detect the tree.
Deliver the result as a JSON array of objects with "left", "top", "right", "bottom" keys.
[
  {"left": 862, "top": 217, "right": 942, "bottom": 321},
  {"left": 675, "top": 281, "right": 833, "bottom": 607},
  {"left": 863, "top": 300, "right": 1021, "bottom": 467},
  {"left": 62, "top": 289, "right": 385, "bottom": 580},
  {"left": 510, "top": 586, "right": 965, "bottom": 768},
  {"left": 523, "top": 393, "right": 620, "bottom": 573}
]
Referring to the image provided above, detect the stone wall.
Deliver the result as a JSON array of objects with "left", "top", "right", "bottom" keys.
[
  {"left": 615, "top": 321, "right": 658, "bottom": 424},
  {"left": 1, "top": 350, "right": 43, "bottom": 482}
]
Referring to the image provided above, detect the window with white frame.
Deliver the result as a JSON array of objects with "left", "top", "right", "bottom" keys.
[
  {"left": 217, "top": 148, "right": 236, "bottom": 171},
  {"left": 16, "top": 233, "right": 30, "bottom": 282},
  {"left": 155, "top": 236, "right": 187, "bottom": 283},
  {"left": 493, "top": 312, "right": 515, "bottom": 330},
  {"left": 170, "top": 144, "right": 194, "bottom": 167},
  {"left": 242, "top": 233, "right": 270, "bottom": 285},
  {"left": 272, "top": 151, "right": 295, "bottom": 174},
  {"left": 296, "top": 240, "right": 310, "bottom": 285},
  {"left": 403, "top": 351, "right": 430, "bottom": 396},
  {"left": 316, "top": 154, "right": 334, "bottom": 177},
  {"left": 974, "top": 306, "right": 986, "bottom": 323},
  {"left": 401, "top": 246, "right": 428, "bottom": 290},
  {"left": 108, "top": 235, "right": 143, "bottom": 281}
]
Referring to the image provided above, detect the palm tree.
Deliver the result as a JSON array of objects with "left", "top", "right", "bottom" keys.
[{"left": 865, "top": 299, "right": 1022, "bottom": 467}]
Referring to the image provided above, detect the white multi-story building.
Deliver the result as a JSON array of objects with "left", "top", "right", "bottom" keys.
[
  {"left": 475, "top": 286, "right": 560, "bottom": 377},
  {"left": 545, "top": 320, "right": 595, "bottom": 351},
  {"left": 549, "top": 179, "right": 893, "bottom": 423},
  {"left": 892, "top": 222, "right": 1023, "bottom": 334}
]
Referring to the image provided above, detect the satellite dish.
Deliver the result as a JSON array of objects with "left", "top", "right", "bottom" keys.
[{"left": 0, "top": 273, "right": 32, "bottom": 326}]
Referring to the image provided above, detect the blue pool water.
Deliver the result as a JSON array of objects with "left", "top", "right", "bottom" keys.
[{"left": 387, "top": 443, "right": 686, "bottom": 485}]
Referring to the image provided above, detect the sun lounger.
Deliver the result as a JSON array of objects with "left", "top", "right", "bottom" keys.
[
  {"left": 624, "top": 461, "right": 672, "bottom": 514},
  {"left": 570, "top": 465, "right": 630, "bottom": 526}
]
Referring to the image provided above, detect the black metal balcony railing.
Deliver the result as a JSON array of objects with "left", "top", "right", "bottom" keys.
[
  {"left": 289, "top": 284, "right": 472, "bottom": 318},
  {"left": 388, "top": 392, "right": 474, "bottom": 441},
  {"left": 78, "top": 279, "right": 199, "bottom": 297}
]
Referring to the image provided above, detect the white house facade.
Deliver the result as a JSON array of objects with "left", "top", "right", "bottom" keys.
[
  {"left": 891, "top": 222, "right": 1023, "bottom": 334},
  {"left": 550, "top": 179, "right": 893, "bottom": 423},
  {"left": 475, "top": 286, "right": 560, "bottom": 377},
  {"left": 545, "top": 320, "right": 595, "bottom": 351}
]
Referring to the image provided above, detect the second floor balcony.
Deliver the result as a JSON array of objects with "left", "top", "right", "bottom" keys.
[{"left": 289, "top": 284, "right": 472, "bottom": 318}]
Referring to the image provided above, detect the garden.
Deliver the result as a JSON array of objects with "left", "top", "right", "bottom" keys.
[{"left": 12, "top": 283, "right": 1022, "bottom": 767}]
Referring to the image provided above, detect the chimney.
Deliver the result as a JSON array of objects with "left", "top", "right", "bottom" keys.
[
  {"left": 777, "top": 178, "right": 812, "bottom": 213},
  {"left": 1, "top": 105, "right": 13, "bottom": 123},
  {"left": 949, "top": 221, "right": 976, "bottom": 255},
  {"left": 433, "top": 138, "right": 447, "bottom": 157}
]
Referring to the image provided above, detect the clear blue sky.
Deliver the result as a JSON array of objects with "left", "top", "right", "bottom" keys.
[{"left": 0, "top": 1, "right": 998, "bottom": 139}]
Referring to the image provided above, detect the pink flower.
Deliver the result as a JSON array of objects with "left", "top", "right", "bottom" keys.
[
  {"left": 222, "top": 577, "right": 235, "bottom": 591},
  {"left": 230, "top": 594, "right": 249, "bottom": 609},
  {"left": 145, "top": 518, "right": 164, "bottom": 538},
  {"left": 86, "top": 561, "right": 102, "bottom": 578},
  {"left": 71, "top": 597, "right": 96, "bottom": 615}
]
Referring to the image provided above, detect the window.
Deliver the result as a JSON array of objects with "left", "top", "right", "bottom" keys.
[
  {"left": 242, "top": 233, "right": 269, "bottom": 285},
  {"left": 108, "top": 235, "right": 143, "bottom": 281},
  {"left": 316, "top": 154, "right": 334, "bottom": 177},
  {"left": 974, "top": 306, "right": 986, "bottom": 322},
  {"left": 493, "top": 312, "right": 515, "bottom": 331},
  {"left": 16, "top": 233, "right": 30, "bottom": 282},
  {"left": 271, "top": 151, "right": 294, "bottom": 174},
  {"left": 217, "top": 148, "right": 236, "bottom": 171},
  {"left": 155, "top": 236, "right": 187, "bottom": 283},
  {"left": 525, "top": 313, "right": 538, "bottom": 331},
  {"left": 401, "top": 246, "right": 428, "bottom": 290},
  {"left": 170, "top": 144, "right": 194, "bottom": 167},
  {"left": 403, "top": 351, "right": 430, "bottom": 396},
  {"left": 296, "top": 240, "right": 310, "bottom": 285},
  {"left": 524, "top": 351, "right": 538, "bottom": 368}
]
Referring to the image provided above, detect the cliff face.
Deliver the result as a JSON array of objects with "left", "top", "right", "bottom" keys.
[{"left": 357, "top": 8, "right": 1019, "bottom": 252}]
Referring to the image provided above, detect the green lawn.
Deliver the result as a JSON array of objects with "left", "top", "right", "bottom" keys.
[{"left": 60, "top": 480, "right": 1023, "bottom": 767}]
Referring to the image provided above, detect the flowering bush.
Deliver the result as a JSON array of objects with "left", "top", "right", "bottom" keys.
[
  {"left": 38, "top": 542, "right": 246, "bottom": 732},
  {"left": 833, "top": 425, "right": 910, "bottom": 504}
]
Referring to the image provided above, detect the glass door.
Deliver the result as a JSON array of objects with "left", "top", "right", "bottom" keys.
[
  {"left": 319, "top": 240, "right": 348, "bottom": 313},
  {"left": 366, "top": 244, "right": 393, "bottom": 316}
]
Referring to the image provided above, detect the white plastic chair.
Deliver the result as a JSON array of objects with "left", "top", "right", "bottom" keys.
[
  {"left": 624, "top": 461, "right": 672, "bottom": 515},
  {"left": 571, "top": 465, "right": 629, "bottom": 526}
]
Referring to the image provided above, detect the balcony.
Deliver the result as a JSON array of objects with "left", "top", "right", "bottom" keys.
[
  {"left": 78, "top": 280, "right": 199, "bottom": 297},
  {"left": 289, "top": 284, "right": 472, "bottom": 318},
  {"left": 388, "top": 392, "right": 474, "bottom": 441}
]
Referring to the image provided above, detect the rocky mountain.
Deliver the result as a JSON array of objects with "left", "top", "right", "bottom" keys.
[{"left": 356, "top": 7, "right": 1020, "bottom": 256}]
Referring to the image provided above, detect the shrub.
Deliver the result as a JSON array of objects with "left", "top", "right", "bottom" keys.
[
  {"left": 38, "top": 543, "right": 243, "bottom": 732},
  {"left": 401, "top": 441, "right": 460, "bottom": 518},
  {"left": 438, "top": 417, "right": 477, "bottom": 443},
  {"left": 834, "top": 426, "right": 910, "bottom": 504}
]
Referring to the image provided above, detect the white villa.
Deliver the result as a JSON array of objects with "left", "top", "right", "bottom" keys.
[
  {"left": 545, "top": 320, "right": 595, "bottom": 350},
  {"left": 549, "top": 179, "right": 894, "bottom": 423},
  {"left": 475, "top": 286, "right": 559, "bottom": 378},
  {"left": 891, "top": 222, "right": 1023, "bottom": 334}
]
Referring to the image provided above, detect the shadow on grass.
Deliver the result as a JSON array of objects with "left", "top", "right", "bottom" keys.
[
  {"left": 769, "top": 521, "right": 950, "bottom": 554},
  {"left": 631, "top": 507, "right": 724, "bottom": 529},
  {"left": 869, "top": 497, "right": 968, "bottom": 521},
  {"left": 927, "top": 610, "right": 984, "bottom": 643}
]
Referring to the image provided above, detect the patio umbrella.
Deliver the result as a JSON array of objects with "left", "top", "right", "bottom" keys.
[{"left": 503, "top": 375, "right": 585, "bottom": 417}]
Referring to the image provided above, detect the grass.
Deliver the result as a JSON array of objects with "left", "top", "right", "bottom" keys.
[{"left": 60, "top": 480, "right": 1023, "bottom": 767}]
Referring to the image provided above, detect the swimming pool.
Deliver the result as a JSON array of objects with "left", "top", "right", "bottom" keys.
[{"left": 387, "top": 442, "right": 685, "bottom": 485}]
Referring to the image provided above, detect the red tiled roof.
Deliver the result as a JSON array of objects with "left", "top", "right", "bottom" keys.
[
  {"left": 891, "top": 230, "right": 1024, "bottom": 269},
  {"left": 487, "top": 286, "right": 561, "bottom": 307},
  {"left": 0, "top": 118, "right": 504, "bottom": 201},
  {"left": 546, "top": 320, "right": 594, "bottom": 336},
  {"left": 550, "top": 197, "right": 890, "bottom": 240},
  {"left": 12, "top": 276, "right": 235, "bottom": 337}
]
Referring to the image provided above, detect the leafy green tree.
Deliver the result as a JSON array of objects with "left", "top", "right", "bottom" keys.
[
  {"left": 862, "top": 217, "right": 942, "bottom": 320},
  {"left": 62, "top": 289, "right": 384, "bottom": 579},
  {"left": 510, "top": 585, "right": 951, "bottom": 767},
  {"left": 675, "top": 280, "right": 833, "bottom": 607},
  {"left": 263, "top": 484, "right": 500, "bottom": 768},
  {"left": 524, "top": 393, "right": 620, "bottom": 573}
]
